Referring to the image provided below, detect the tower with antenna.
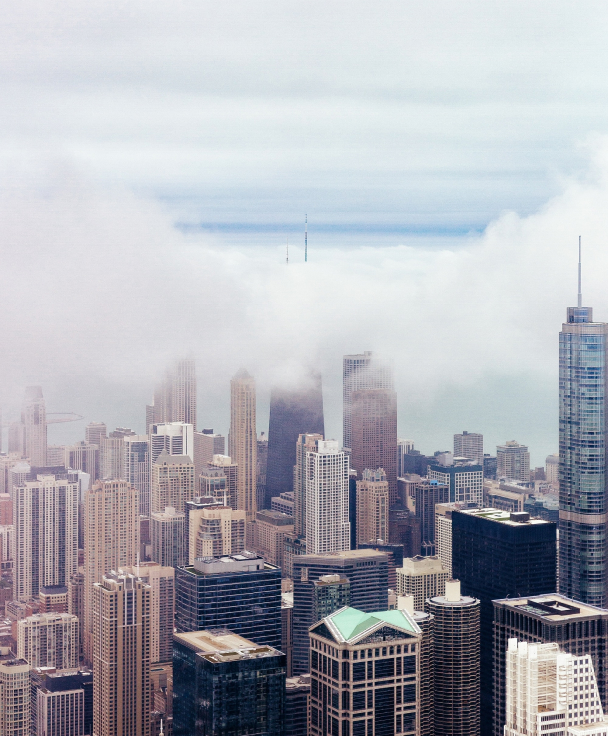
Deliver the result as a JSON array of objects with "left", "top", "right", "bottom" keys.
[{"left": 305, "top": 214, "right": 308, "bottom": 262}]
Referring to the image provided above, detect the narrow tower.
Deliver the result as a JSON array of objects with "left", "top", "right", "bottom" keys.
[{"left": 305, "top": 214, "right": 308, "bottom": 262}]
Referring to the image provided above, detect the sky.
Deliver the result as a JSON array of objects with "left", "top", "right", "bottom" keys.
[{"left": 3, "top": 2, "right": 608, "bottom": 465}]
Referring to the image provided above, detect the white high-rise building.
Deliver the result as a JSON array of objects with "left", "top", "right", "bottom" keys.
[
  {"left": 0, "top": 653, "right": 31, "bottom": 736},
  {"left": 497, "top": 441, "right": 531, "bottom": 483},
  {"left": 150, "top": 453, "right": 195, "bottom": 514},
  {"left": 453, "top": 431, "right": 484, "bottom": 465},
  {"left": 546, "top": 453, "right": 559, "bottom": 486},
  {"left": 396, "top": 555, "right": 449, "bottom": 612},
  {"left": 149, "top": 421, "right": 194, "bottom": 467},
  {"left": 150, "top": 506, "right": 186, "bottom": 568},
  {"left": 100, "top": 427, "right": 135, "bottom": 480},
  {"left": 505, "top": 638, "right": 608, "bottom": 735},
  {"left": 123, "top": 435, "right": 150, "bottom": 515},
  {"left": 22, "top": 386, "right": 47, "bottom": 466},
  {"left": 17, "top": 612, "right": 79, "bottom": 669},
  {"left": 305, "top": 439, "right": 350, "bottom": 554},
  {"left": 397, "top": 438, "right": 415, "bottom": 477}
]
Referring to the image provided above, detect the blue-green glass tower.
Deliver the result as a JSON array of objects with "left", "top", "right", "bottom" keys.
[{"left": 559, "top": 239, "right": 608, "bottom": 607}]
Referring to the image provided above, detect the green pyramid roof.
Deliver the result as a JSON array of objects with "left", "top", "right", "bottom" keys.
[{"left": 326, "top": 607, "right": 419, "bottom": 643}]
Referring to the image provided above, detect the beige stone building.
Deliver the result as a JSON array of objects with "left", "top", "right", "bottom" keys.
[
  {"left": 356, "top": 468, "right": 389, "bottom": 546},
  {"left": 229, "top": 370, "right": 257, "bottom": 522},
  {"left": 249, "top": 509, "right": 294, "bottom": 570},
  {"left": 187, "top": 505, "right": 246, "bottom": 563},
  {"left": 150, "top": 452, "right": 195, "bottom": 514},
  {"left": 205, "top": 455, "right": 238, "bottom": 507},
  {"left": 396, "top": 555, "right": 449, "bottom": 612},
  {"left": 294, "top": 433, "right": 323, "bottom": 539},
  {"left": 17, "top": 612, "right": 79, "bottom": 669}
]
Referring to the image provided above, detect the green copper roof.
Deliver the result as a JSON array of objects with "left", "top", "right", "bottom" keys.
[{"left": 327, "top": 607, "right": 419, "bottom": 642}]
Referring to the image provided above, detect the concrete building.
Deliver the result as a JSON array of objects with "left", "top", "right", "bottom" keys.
[
  {"left": 397, "top": 439, "right": 415, "bottom": 478},
  {"left": 150, "top": 358, "right": 197, "bottom": 430},
  {"left": 85, "top": 421, "right": 107, "bottom": 448},
  {"left": 229, "top": 369, "right": 257, "bottom": 522},
  {"left": 22, "top": 386, "right": 47, "bottom": 467},
  {"left": 123, "top": 435, "right": 150, "bottom": 516},
  {"left": 192, "top": 429, "right": 224, "bottom": 482},
  {"left": 428, "top": 579, "right": 481, "bottom": 736},
  {"left": 249, "top": 509, "right": 294, "bottom": 570},
  {"left": 356, "top": 468, "right": 389, "bottom": 546},
  {"left": 175, "top": 552, "right": 282, "bottom": 648},
  {"left": 205, "top": 454, "right": 238, "bottom": 507},
  {"left": 305, "top": 439, "right": 350, "bottom": 555},
  {"left": 309, "top": 606, "right": 422, "bottom": 736},
  {"left": 407, "top": 478, "right": 450, "bottom": 556},
  {"left": 428, "top": 462, "right": 484, "bottom": 505},
  {"left": 65, "top": 440, "right": 99, "bottom": 484},
  {"left": 150, "top": 452, "right": 195, "bottom": 514},
  {"left": 497, "top": 441, "right": 531, "bottom": 483},
  {"left": 350, "top": 388, "right": 398, "bottom": 505},
  {"left": 92, "top": 572, "right": 151, "bottom": 736},
  {"left": 36, "top": 583, "right": 69, "bottom": 612},
  {"left": 151, "top": 506, "right": 186, "bottom": 568},
  {"left": 294, "top": 432, "right": 324, "bottom": 540},
  {"left": 100, "top": 427, "right": 135, "bottom": 480},
  {"left": 17, "top": 612, "right": 79, "bottom": 669},
  {"left": 271, "top": 491, "right": 294, "bottom": 516},
  {"left": 312, "top": 574, "right": 350, "bottom": 623},
  {"left": 186, "top": 504, "right": 246, "bottom": 563},
  {"left": 0, "top": 652, "right": 31, "bottom": 736},
  {"left": 257, "top": 432, "right": 269, "bottom": 512},
  {"left": 13, "top": 469, "right": 78, "bottom": 602},
  {"left": 31, "top": 668, "right": 93, "bottom": 736},
  {"left": 546, "top": 453, "right": 559, "bottom": 486},
  {"left": 173, "top": 629, "right": 285, "bottom": 736},
  {"left": 396, "top": 555, "right": 449, "bottom": 612},
  {"left": 434, "top": 502, "right": 479, "bottom": 576},
  {"left": 149, "top": 421, "right": 194, "bottom": 469},
  {"left": 453, "top": 431, "right": 484, "bottom": 465}
]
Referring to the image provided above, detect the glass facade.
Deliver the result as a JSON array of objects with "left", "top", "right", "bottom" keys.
[{"left": 559, "top": 307, "right": 608, "bottom": 607}]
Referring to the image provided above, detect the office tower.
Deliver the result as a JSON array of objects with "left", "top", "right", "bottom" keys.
[
  {"left": 389, "top": 503, "right": 421, "bottom": 559},
  {"left": 68, "top": 572, "right": 84, "bottom": 659},
  {"left": 249, "top": 509, "right": 294, "bottom": 569},
  {"left": 343, "top": 351, "right": 394, "bottom": 451},
  {"left": 505, "top": 639, "right": 608, "bottom": 734},
  {"left": 282, "top": 590, "right": 294, "bottom": 676},
  {"left": 452, "top": 508, "right": 557, "bottom": 733},
  {"left": 294, "top": 432, "right": 323, "bottom": 539},
  {"left": 494, "top": 594, "right": 608, "bottom": 736},
  {"left": 292, "top": 549, "right": 389, "bottom": 674},
  {"left": 309, "top": 606, "right": 422, "bottom": 736},
  {"left": 83, "top": 479, "right": 139, "bottom": 661},
  {"left": 173, "top": 629, "right": 285, "bottom": 736},
  {"left": 397, "top": 439, "right": 415, "bottom": 477},
  {"left": 453, "top": 431, "right": 484, "bottom": 464},
  {"left": 0, "top": 453, "right": 22, "bottom": 494},
  {"left": 38, "top": 585, "right": 68, "bottom": 613},
  {"left": 266, "top": 374, "right": 325, "bottom": 509},
  {"left": 85, "top": 421, "right": 107, "bottom": 447},
  {"left": 396, "top": 555, "right": 449, "bottom": 612},
  {"left": 13, "top": 469, "right": 78, "bottom": 602},
  {"left": 92, "top": 572, "right": 151, "bottom": 736},
  {"left": 150, "top": 453, "right": 195, "bottom": 514},
  {"left": 185, "top": 502, "right": 245, "bottom": 563},
  {"left": 123, "top": 434, "right": 150, "bottom": 515},
  {"left": 205, "top": 454, "right": 238, "bottom": 506},
  {"left": 427, "top": 461, "right": 484, "bottom": 504},
  {"left": 8, "top": 421, "right": 25, "bottom": 456},
  {"left": 31, "top": 668, "right": 93, "bottom": 736},
  {"left": 22, "top": 385, "right": 47, "bottom": 466},
  {"left": 192, "top": 429, "right": 225, "bottom": 481},
  {"left": 305, "top": 439, "right": 350, "bottom": 555},
  {"left": 356, "top": 468, "right": 389, "bottom": 545},
  {"left": 175, "top": 552, "right": 282, "bottom": 648},
  {"left": 434, "top": 501, "right": 478, "bottom": 575},
  {"left": 427, "top": 579, "right": 480, "bottom": 736},
  {"left": 257, "top": 432, "right": 268, "bottom": 512},
  {"left": 229, "top": 369, "right": 257, "bottom": 521},
  {"left": 65, "top": 440, "right": 99, "bottom": 482},
  {"left": 285, "top": 675, "right": 310, "bottom": 736},
  {"left": 151, "top": 358, "right": 197, "bottom": 430},
  {"left": 122, "top": 563, "right": 175, "bottom": 664},
  {"left": 151, "top": 507, "right": 186, "bottom": 568},
  {"left": 0, "top": 653, "right": 31, "bottom": 735},
  {"left": 358, "top": 541, "right": 404, "bottom": 590},
  {"left": 497, "top": 440, "right": 531, "bottom": 482},
  {"left": 17, "top": 612, "right": 79, "bottom": 668},
  {"left": 149, "top": 421, "right": 194, "bottom": 467},
  {"left": 350, "top": 388, "right": 398, "bottom": 504},
  {"left": 409, "top": 478, "right": 449, "bottom": 556},
  {"left": 99, "top": 427, "right": 134, "bottom": 479},
  {"left": 312, "top": 574, "right": 350, "bottom": 622}
]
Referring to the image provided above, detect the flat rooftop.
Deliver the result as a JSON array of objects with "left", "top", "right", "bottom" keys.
[
  {"left": 174, "top": 629, "right": 281, "bottom": 664},
  {"left": 456, "top": 508, "right": 553, "bottom": 527},
  {"left": 494, "top": 593, "right": 608, "bottom": 620}
]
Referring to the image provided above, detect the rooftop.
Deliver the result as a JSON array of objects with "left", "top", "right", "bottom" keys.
[
  {"left": 174, "top": 628, "right": 281, "bottom": 664},
  {"left": 323, "top": 606, "right": 420, "bottom": 643},
  {"left": 494, "top": 593, "right": 608, "bottom": 620},
  {"left": 455, "top": 507, "right": 552, "bottom": 526}
]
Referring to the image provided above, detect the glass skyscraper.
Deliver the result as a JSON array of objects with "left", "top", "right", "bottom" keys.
[{"left": 559, "top": 299, "right": 608, "bottom": 607}]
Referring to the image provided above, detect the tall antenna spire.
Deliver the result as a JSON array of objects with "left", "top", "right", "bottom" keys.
[
  {"left": 578, "top": 235, "right": 582, "bottom": 308},
  {"left": 286, "top": 237, "right": 289, "bottom": 265},
  {"left": 305, "top": 214, "right": 308, "bottom": 263}
]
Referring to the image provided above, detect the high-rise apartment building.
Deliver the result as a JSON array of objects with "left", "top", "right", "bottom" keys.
[
  {"left": 350, "top": 388, "right": 398, "bottom": 504},
  {"left": 85, "top": 421, "right": 107, "bottom": 448},
  {"left": 343, "top": 351, "right": 394, "bottom": 451},
  {"left": 434, "top": 501, "right": 479, "bottom": 575},
  {"left": 546, "top": 453, "right": 559, "bottom": 486},
  {"left": 151, "top": 506, "right": 186, "bottom": 568},
  {"left": 100, "top": 427, "right": 135, "bottom": 480},
  {"left": 266, "top": 375, "right": 325, "bottom": 509},
  {"left": 453, "top": 431, "right": 484, "bottom": 465},
  {"left": 0, "top": 653, "right": 31, "bottom": 736},
  {"left": 309, "top": 606, "right": 422, "bottom": 736},
  {"left": 151, "top": 358, "right": 197, "bottom": 430},
  {"left": 304, "top": 440, "right": 350, "bottom": 555},
  {"left": 396, "top": 555, "right": 449, "bottom": 612},
  {"left": 294, "top": 432, "right": 324, "bottom": 539},
  {"left": 427, "top": 580, "right": 480, "bottom": 736},
  {"left": 559, "top": 290, "right": 608, "bottom": 607},
  {"left": 31, "top": 668, "right": 93, "bottom": 736},
  {"left": 192, "top": 429, "right": 225, "bottom": 482},
  {"left": 249, "top": 509, "right": 294, "bottom": 569},
  {"left": 175, "top": 552, "right": 282, "bottom": 648},
  {"left": 173, "top": 629, "right": 285, "bottom": 736},
  {"left": 13, "top": 469, "right": 78, "bottom": 601},
  {"left": 497, "top": 440, "right": 531, "bottom": 482},
  {"left": 427, "top": 462, "right": 484, "bottom": 505},
  {"left": 65, "top": 440, "right": 99, "bottom": 482},
  {"left": 292, "top": 549, "right": 389, "bottom": 674},
  {"left": 92, "top": 572, "right": 151, "bottom": 736},
  {"left": 83, "top": 479, "right": 139, "bottom": 661},
  {"left": 185, "top": 503, "right": 246, "bottom": 563},
  {"left": 149, "top": 421, "right": 194, "bottom": 468},
  {"left": 123, "top": 434, "right": 150, "bottom": 515},
  {"left": 17, "top": 612, "right": 79, "bottom": 669},
  {"left": 229, "top": 369, "right": 257, "bottom": 521},
  {"left": 150, "top": 453, "right": 195, "bottom": 514},
  {"left": 46, "top": 444, "right": 66, "bottom": 465},
  {"left": 22, "top": 385, "right": 47, "bottom": 466},
  {"left": 257, "top": 432, "right": 269, "bottom": 512},
  {"left": 356, "top": 468, "right": 389, "bottom": 546},
  {"left": 494, "top": 594, "right": 608, "bottom": 736},
  {"left": 504, "top": 638, "right": 608, "bottom": 735},
  {"left": 205, "top": 454, "right": 238, "bottom": 506},
  {"left": 451, "top": 508, "right": 557, "bottom": 733}
]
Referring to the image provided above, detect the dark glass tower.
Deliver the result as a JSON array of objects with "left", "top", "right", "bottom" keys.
[
  {"left": 265, "top": 374, "right": 324, "bottom": 509},
  {"left": 559, "top": 260, "right": 608, "bottom": 606}
]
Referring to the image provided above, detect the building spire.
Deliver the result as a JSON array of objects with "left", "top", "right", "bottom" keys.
[{"left": 578, "top": 235, "right": 582, "bottom": 308}]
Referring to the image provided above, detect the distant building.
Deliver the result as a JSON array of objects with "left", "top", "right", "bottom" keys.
[
  {"left": 294, "top": 433, "right": 324, "bottom": 539},
  {"left": 356, "top": 468, "right": 389, "bottom": 546},
  {"left": 427, "top": 463, "right": 483, "bottom": 505},
  {"left": 150, "top": 358, "right": 197, "bottom": 430},
  {"left": 65, "top": 440, "right": 99, "bottom": 483},
  {"left": 453, "top": 431, "right": 483, "bottom": 465},
  {"left": 85, "top": 422, "right": 107, "bottom": 448},
  {"left": 483, "top": 454, "right": 497, "bottom": 480},
  {"left": 434, "top": 502, "right": 479, "bottom": 575},
  {"left": 186, "top": 503, "right": 246, "bottom": 563},
  {"left": 192, "top": 429, "right": 224, "bottom": 483},
  {"left": 173, "top": 629, "right": 285, "bottom": 736},
  {"left": 396, "top": 556, "right": 449, "bottom": 612},
  {"left": 389, "top": 503, "right": 422, "bottom": 558},
  {"left": 546, "top": 452, "right": 559, "bottom": 486},
  {"left": 358, "top": 541, "right": 404, "bottom": 590},
  {"left": 151, "top": 506, "right": 186, "bottom": 568},
  {"left": 100, "top": 427, "right": 135, "bottom": 480},
  {"left": 271, "top": 491, "right": 294, "bottom": 516},
  {"left": 249, "top": 509, "right": 294, "bottom": 570},
  {"left": 150, "top": 453, "right": 195, "bottom": 514},
  {"left": 205, "top": 454, "right": 238, "bottom": 507},
  {"left": 22, "top": 386, "right": 47, "bottom": 467},
  {"left": 496, "top": 440, "right": 530, "bottom": 482},
  {"left": 409, "top": 478, "right": 450, "bottom": 556},
  {"left": 285, "top": 674, "right": 310, "bottom": 736},
  {"left": 312, "top": 574, "right": 351, "bottom": 623},
  {"left": 149, "top": 421, "right": 194, "bottom": 468},
  {"left": 229, "top": 369, "right": 257, "bottom": 522},
  {"left": 123, "top": 435, "right": 150, "bottom": 516},
  {"left": 397, "top": 439, "right": 415, "bottom": 478}
]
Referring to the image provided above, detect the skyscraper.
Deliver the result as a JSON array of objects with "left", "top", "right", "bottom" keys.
[
  {"left": 151, "top": 358, "right": 197, "bottom": 430},
  {"left": 185, "top": 503, "right": 246, "bottom": 563},
  {"left": 560, "top": 273, "right": 608, "bottom": 608},
  {"left": 265, "top": 374, "right": 325, "bottom": 509},
  {"left": 496, "top": 440, "right": 531, "bottom": 482},
  {"left": 92, "top": 572, "right": 151, "bottom": 736},
  {"left": 205, "top": 454, "right": 238, "bottom": 506},
  {"left": 356, "top": 467, "right": 389, "bottom": 545},
  {"left": 100, "top": 427, "right": 135, "bottom": 480},
  {"left": 248, "top": 509, "right": 294, "bottom": 569},
  {"left": 229, "top": 369, "right": 257, "bottom": 522},
  {"left": 17, "top": 612, "right": 79, "bottom": 669},
  {"left": 31, "top": 669, "right": 93, "bottom": 736},
  {"left": 397, "top": 438, "right": 415, "bottom": 477},
  {"left": 453, "top": 431, "right": 484, "bottom": 464},
  {"left": 151, "top": 506, "right": 186, "bottom": 568},
  {"left": 427, "top": 461, "right": 484, "bottom": 505},
  {"left": 409, "top": 478, "right": 450, "bottom": 556},
  {"left": 350, "top": 388, "right": 398, "bottom": 504},
  {"left": 294, "top": 432, "right": 323, "bottom": 539},
  {"left": 150, "top": 453, "right": 195, "bottom": 514},
  {"left": 305, "top": 439, "right": 350, "bottom": 555},
  {"left": 65, "top": 440, "right": 99, "bottom": 482},
  {"left": 85, "top": 421, "right": 107, "bottom": 448},
  {"left": 343, "top": 351, "right": 394, "bottom": 451},
  {"left": 149, "top": 421, "right": 194, "bottom": 466},
  {"left": 0, "top": 653, "right": 31, "bottom": 736},
  {"left": 192, "top": 429, "right": 225, "bottom": 482},
  {"left": 123, "top": 434, "right": 150, "bottom": 515},
  {"left": 20, "top": 386, "right": 47, "bottom": 466},
  {"left": 396, "top": 555, "right": 449, "bottom": 612}
]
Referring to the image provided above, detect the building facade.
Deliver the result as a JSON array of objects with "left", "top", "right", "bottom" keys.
[
  {"left": 150, "top": 453, "right": 195, "bottom": 514},
  {"left": 497, "top": 441, "right": 531, "bottom": 483},
  {"left": 453, "top": 431, "right": 484, "bottom": 465},
  {"left": 356, "top": 468, "right": 389, "bottom": 546},
  {"left": 17, "top": 612, "right": 79, "bottom": 669},
  {"left": 427, "top": 463, "right": 483, "bottom": 505},
  {"left": 123, "top": 435, "right": 150, "bottom": 516},
  {"left": 151, "top": 506, "right": 186, "bottom": 568},
  {"left": 22, "top": 386, "right": 47, "bottom": 466},
  {"left": 294, "top": 432, "right": 324, "bottom": 540},
  {"left": 229, "top": 369, "right": 257, "bottom": 522},
  {"left": 186, "top": 504, "right": 246, "bottom": 563},
  {"left": 396, "top": 556, "right": 449, "bottom": 613}
]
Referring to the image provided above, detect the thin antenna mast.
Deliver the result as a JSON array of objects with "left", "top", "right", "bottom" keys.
[
  {"left": 286, "top": 237, "right": 289, "bottom": 265},
  {"left": 305, "top": 214, "right": 308, "bottom": 262},
  {"left": 578, "top": 235, "right": 582, "bottom": 308}
]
